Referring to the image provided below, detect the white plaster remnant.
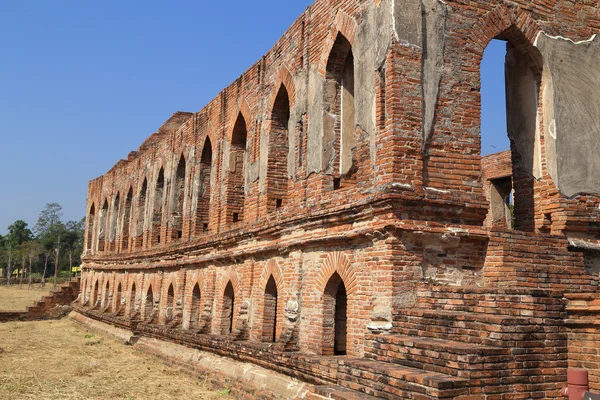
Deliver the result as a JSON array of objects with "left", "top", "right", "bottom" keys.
[
  {"left": 448, "top": 227, "right": 468, "bottom": 234},
  {"left": 392, "top": 182, "right": 413, "bottom": 190},
  {"left": 367, "top": 322, "right": 393, "bottom": 333},
  {"left": 424, "top": 186, "right": 451, "bottom": 194},
  {"left": 391, "top": 0, "right": 399, "bottom": 42},
  {"left": 534, "top": 32, "right": 597, "bottom": 47},
  {"left": 549, "top": 119, "right": 557, "bottom": 140}
]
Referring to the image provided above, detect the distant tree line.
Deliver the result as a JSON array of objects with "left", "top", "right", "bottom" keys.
[{"left": 0, "top": 203, "right": 84, "bottom": 289}]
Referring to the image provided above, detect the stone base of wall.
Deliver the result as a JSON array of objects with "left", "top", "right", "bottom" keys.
[
  {"left": 72, "top": 281, "right": 573, "bottom": 400},
  {"left": 70, "top": 311, "right": 318, "bottom": 400}
]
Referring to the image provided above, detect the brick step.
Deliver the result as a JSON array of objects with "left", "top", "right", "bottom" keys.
[
  {"left": 364, "top": 334, "right": 510, "bottom": 378},
  {"left": 338, "top": 359, "right": 468, "bottom": 399},
  {"left": 415, "top": 286, "right": 565, "bottom": 319},
  {"left": 393, "top": 309, "right": 548, "bottom": 347},
  {"left": 312, "top": 385, "right": 382, "bottom": 399}
]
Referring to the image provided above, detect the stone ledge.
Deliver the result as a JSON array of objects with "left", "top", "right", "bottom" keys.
[{"left": 70, "top": 311, "right": 316, "bottom": 399}]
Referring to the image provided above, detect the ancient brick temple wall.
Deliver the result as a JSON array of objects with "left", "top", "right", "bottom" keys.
[{"left": 79, "top": 0, "right": 600, "bottom": 398}]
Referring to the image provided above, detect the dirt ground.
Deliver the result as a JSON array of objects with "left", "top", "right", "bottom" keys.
[
  {"left": 0, "top": 284, "right": 52, "bottom": 311},
  {"left": 0, "top": 318, "right": 232, "bottom": 399}
]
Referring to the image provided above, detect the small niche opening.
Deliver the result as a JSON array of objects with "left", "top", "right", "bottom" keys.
[{"left": 333, "top": 178, "right": 341, "bottom": 190}]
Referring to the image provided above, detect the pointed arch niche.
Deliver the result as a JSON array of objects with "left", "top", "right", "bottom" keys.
[
  {"left": 152, "top": 168, "right": 165, "bottom": 245},
  {"left": 266, "top": 85, "right": 291, "bottom": 212},
  {"left": 135, "top": 179, "right": 148, "bottom": 249},
  {"left": 324, "top": 32, "right": 356, "bottom": 190},
  {"left": 479, "top": 23, "right": 544, "bottom": 232},
  {"left": 226, "top": 115, "right": 248, "bottom": 225},
  {"left": 196, "top": 137, "right": 213, "bottom": 234},
  {"left": 121, "top": 188, "right": 133, "bottom": 251},
  {"left": 86, "top": 204, "right": 95, "bottom": 252},
  {"left": 170, "top": 155, "right": 186, "bottom": 240}
]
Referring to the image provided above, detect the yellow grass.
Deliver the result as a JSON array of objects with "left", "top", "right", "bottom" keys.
[
  {"left": 0, "top": 318, "right": 232, "bottom": 399},
  {"left": 0, "top": 284, "right": 52, "bottom": 311}
]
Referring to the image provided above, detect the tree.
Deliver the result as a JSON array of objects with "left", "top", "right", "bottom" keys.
[
  {"left": 63, "top": 218, "right": 85, "bottom": 278},
  {"left": 20, "top": 241, "right": 42, "bottom": 289},
  {"left": 34, "top": 203, "right": 63, "bottom": 237},
  {"left": 35, "top": 204, "right": 65, "bottom": 287},
  {"left": 6, "top": 220, "right": 33, "bottom": 247},
  {"left": 4, "top": 220, "right": 33, "bottom": 286}
]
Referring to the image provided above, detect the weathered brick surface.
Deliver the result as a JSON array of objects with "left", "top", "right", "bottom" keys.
[
  {"left": 78, "top": 0, "right": 600, "bottom": 398},
  {"left": 564, "top": 293, "right": 600, "bottom": 392}
]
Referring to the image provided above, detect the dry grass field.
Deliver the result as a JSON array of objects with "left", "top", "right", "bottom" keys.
[
  {"left": 0, "top": 318, "right": 232, "bottom": 399},
  {"left": 0, "top": 284, "right": 52, "bottom": 311}
]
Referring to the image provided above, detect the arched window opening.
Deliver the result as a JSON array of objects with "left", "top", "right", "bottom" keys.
[
  {"left": 262, "top": 275, "right": 278, "bottom": 343},
  {"left": 92, "top": 280, "right": 99, "bottom": 307},
  {"left": 114, "top": 282, "right": 122, "bottom": 313},
  {"left": 190, "top": 283, "right": 201, "bottom": 329},
  {"left": 222, "top": 281, "right": 235, "bottom": 334},
  {"left": 267, "top": 85, "right": 291, "bottom": 212},
  {"left": 171, "top": 156, "right": 186, "bottom": 240},
  {"left": 108, "top": 193, "right": 120, "bottom": 252},
  {"left": 196, "top": 138, "right": 213, "bottom": 234},
  {"left": 152, "top": 168, "right": 165, "bottom": 245},
  {"left": 86, "top": 204, "right": 95, "bottom": 251},
  {"left": 165, "top": 283, "right": 175, "bottom": 323},
  {"left": 480, "top": 28, "right": 542, "bottom": 232},
  {"left": 144, "top": 286, "right": 154, "bottom": 321},
  {"left": 129, "top": 283, "right": 137, "bottom": 317},
  {"left": 323, "top": 272, "right": 347, "bottom": 356},
  {"left": 135, "top": 179, "right": 148, "bottom": 248},
  {"left": 80, "top": 277, "right": 87, "bottom": 305},
  {"left": 98, "top": 201, "right": 109, "bottom": 252},
  {"left": 121, "top": 188, "right": 133, "bottom": 251},
  {"left": 324, "top": 33, "right": 356, "bottom": 189},
  {"left": 102, "top": 280, "right": 110, "bottom": 309},
  {"left": 227, "top": 115, "right": 247, "bottom": 225}
]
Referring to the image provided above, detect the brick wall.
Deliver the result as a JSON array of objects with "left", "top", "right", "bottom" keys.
[{"left": 78, "top": 0, "right": 600, "bottom": 398}]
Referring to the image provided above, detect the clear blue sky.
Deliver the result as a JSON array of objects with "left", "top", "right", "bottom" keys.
[{"left": 0, "top": 1, "right": 507, "bottom": 235}]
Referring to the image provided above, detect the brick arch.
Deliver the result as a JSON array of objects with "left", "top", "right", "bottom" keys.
[
  {"left": 173, "top": 150, "right": 187, "bottom": 167},
  {"left": 466, "top": 5, "right": 543, "bottom": 73},
  {"left": 267, "top": 67, "right": 296, "bottom": 110},
  {"left": 127, "top": 275, "right": 141, "bottom": 308},
  {"left": 162, "top": 276, "right": 177, "bottom": 294},
  {"left": 226, "top": 99, "right": 253, "bottom": 143},
  {"left": 145, "top": 282, "right": 154, "bottom": 297},
  {"left": 113, "top": 275, "right": 125, "bottom": 302},
  {"left": 198, "top": 124, "right": 215, "bottom": 156},
  {"left": 317, "top": 10, "right": 358, "bottom": 77},
  {"left": 315, "top": 252, "right": 358, "bottom": 295},
  {"left": 258, "top": 259, "right": 285, "bottom": 293},
  {"left": 91, "top": 276, "right": 101, "bottom": 305},
  {"left": 102, "top": 276, "right": 113, "bottom": 308},
  {"left": 137, "top": 168, "right": 150, "bottom": 191},
  {"left": 187, "top": 269, "right": 210, "bottom": 296},
  {"left": 218, "top": 267, "right": 242, "bottom": 295}
]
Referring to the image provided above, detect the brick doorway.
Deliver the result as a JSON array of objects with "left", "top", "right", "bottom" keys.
[
  {"left": 262, "top": 276, "right": 278, "bottom": 343},
  {"left": 223, "top": 281, "right": 235, "bottom": 334},
  {"left": 323, "top": 272, "right": 347, "bottom": 356}
]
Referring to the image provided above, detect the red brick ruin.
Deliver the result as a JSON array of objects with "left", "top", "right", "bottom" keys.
[{"left": 76, "top": 1, "right": 600, "bottom": 398}]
